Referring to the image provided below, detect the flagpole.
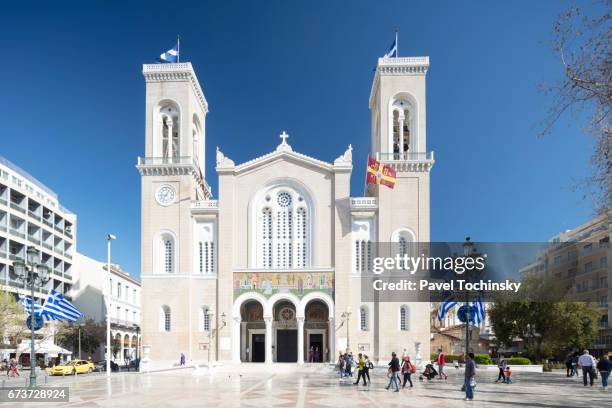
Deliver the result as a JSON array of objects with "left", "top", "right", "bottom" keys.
[
  {"left": 177, "top": 35, "right": 180, "bottom": 63},
  {"left": 395, "top": 30, "right": 399, "bottom": 57}
]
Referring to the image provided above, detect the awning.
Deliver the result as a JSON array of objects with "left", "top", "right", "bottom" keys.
[{"left": 16, "top": 340, "right": 72, "bottom": 357}]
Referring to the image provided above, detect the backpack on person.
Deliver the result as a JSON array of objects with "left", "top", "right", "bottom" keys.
[{"left": 368, "top": 361, "right": 374, "bottom": 370}]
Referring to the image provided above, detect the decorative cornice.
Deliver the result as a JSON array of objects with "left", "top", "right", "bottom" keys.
[
  {"left": 369, "top": 56, "right": 429, "bottom": 108},
  {"left": 142, "top": 62, "right": 208, "bottom": 113}
]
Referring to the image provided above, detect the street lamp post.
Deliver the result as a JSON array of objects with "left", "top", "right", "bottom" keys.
[
  {"left": 341, "top": 307, "right": 352, "bottom": 352},
  {"left": 13, "top": 247, "right": 51, "bottom": 388},
  {"left": 462, "top": 237, "right": 474, "bottom": 358},
  {"left": 78, "top": 323, "right": 85, "bottom": 360},
  {"left": 106, "top": 234, "right": 116, "bottom": 377}
]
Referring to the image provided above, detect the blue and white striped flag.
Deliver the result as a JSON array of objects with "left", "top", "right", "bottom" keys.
[
  {"left": 158, "top": 43, "right": 179, "bottom": 63},
  {"left": 17, "top": 294, "right": 58, "bottom": 321},
  {"left": 437, "top": 291, "right": 457, "bottom": 321},
  {"left": 383, "top": 33, "right": 398, "bottom": 58},
  {"left": 40, "top": 290, "right": 83, "bottom": 322},
  {"left": 471, "top": 296, "right": 485, "bottom": 325}
]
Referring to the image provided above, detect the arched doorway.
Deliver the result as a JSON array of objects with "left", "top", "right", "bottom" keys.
[
  {"left": 273, "top": 300, "right": 298, "bottom": 362},
  {"left": 240, "top": 300, "right": 265, "bottom": 362},
  {"left": 304, "top": 300, "right": 329, "bottom": 362}
]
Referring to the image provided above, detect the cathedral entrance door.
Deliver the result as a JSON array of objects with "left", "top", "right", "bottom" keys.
[
  {"left": 251, "top": 333, "right": 265, "bottom": 362},
  {"left": 308, "top": 334, "right": 324, "bottom": 362},
  {"left": 276, "top": 330, "right": 297, "bottom": 362}
]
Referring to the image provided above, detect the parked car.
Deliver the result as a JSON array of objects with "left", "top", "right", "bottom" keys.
[{"left": 48, "top": 360, "right": 95, "bottom": 376}]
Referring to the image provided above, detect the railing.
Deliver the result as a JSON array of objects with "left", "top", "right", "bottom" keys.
[
  {"left": 10, "top": 203, "right": 26, "bottom": 213},
  {"left": 9, "top": 253, "right": 22, "bottom": 261},
  {"left": 54, "top": 225, "right": 63, "bottom": 233},
  {"left": 0, "top": 197, "right": 6, "bottom": 206},
  {"left": 64, "top": 252, "right": 72, "bottom": 259},
  {"left": 377, "top": 152, "right": 434, "bottom": 162},
  {"left": 54, "top": 247, "right": 63, "bottom": 256},
  {"left": 0, "top": 224, "right": 6, "bottom": 232},
  {"left": 10, "top": 229, "right": 25, "bottom": 239},
  {"left": 0, "top": 250, "right": 6, "bottom": 259},
  {"left": 137, "top": 156, "right": 194, "bottom": 166},
  {"left": 28, "top": 235, "right": 40, "bottom": 245},
  {"left": 42, "top": 242, "right": 53, "bottom": 250},
  {"left": 53, "top": 268, "right": 63, "bottom": 276},
  {"left": 42, "top": 219, "right": 53, "bottom": 228},
  {"left": 350, "top": 197, "right": 378, "bottom": 208},
  {"left": 28, "top": 210, "right": 40, "bottom": 219},
  {"left": 63, "top": 273, "right": 72, "bottom": 280},
  {"left": 191, "top": 200, "right": 218, "bottom": 209}
]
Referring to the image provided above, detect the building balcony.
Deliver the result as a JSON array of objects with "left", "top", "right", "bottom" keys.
[
  {"left": 42, "top": 219, "right": 53, "bottom": 228},
  {"left": 0, "top": 197, "right": 6, "bottom": 206},
  {"left": 137, "top": 156, "right": 212, "bottom": 198},
  {"left": 375, "top": 151, "right": 434, "bottom": 172},
  {"left": 9, "top": 229, "right": 25, "bottom": 239},
  {"left": 42, "top": 242, "right": 53, "bottom": 250},
  {"left": 0, "top": 250, "right": 6, "bottom": 259},
  {"left": 10, "top": 203, "right": 26, "bottom": 214},
  {"left": 191, "top": 200, "right": 218, "bottom": 213},
  {"left": 27, "top": 235, "right": 40, "bottom": 245}
]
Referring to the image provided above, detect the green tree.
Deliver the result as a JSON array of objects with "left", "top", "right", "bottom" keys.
[
  {"left": 490, "top": 275, "right": 600, "bottom": 361},
  {"left": 55, "top": 319, "right": 105, "bottom": 358}
]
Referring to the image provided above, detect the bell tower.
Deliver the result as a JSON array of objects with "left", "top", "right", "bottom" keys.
[
  {"left": 137, "top": 62, "right": 211, "bottom": 365},
  {"left": 368, "top": 56, "right": 434, "bottom": 364}
]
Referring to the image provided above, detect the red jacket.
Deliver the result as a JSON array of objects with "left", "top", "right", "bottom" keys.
[{"left": 438, "top": 353, "right": 446, "bottom": 365}]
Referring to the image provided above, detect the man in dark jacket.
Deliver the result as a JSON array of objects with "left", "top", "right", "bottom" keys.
[{"left": 464, "top": 353, "right": 476, "bottom": 401}]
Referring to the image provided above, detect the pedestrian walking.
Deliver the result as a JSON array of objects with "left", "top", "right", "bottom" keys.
[
  {"left": 179, "top": 353, "right": 186, "bottom": 366},
  {"left": 353, "top": 353, "right": 367, "bottom": 386},
  {"left": 401, "top": 355, "right": 414, "bottom": 388},
  {"left": 565, "top": 353, "right": 573, "bottom": 377},
  {"left": 364, "top": 355, "right": 372, "bottom": 385},
  {"left": 464, "top": 353, "right": 476, "bottom": 401},
  {"left": 437, "top": 348, "right": 447, "bottom": 380},
  {"left": 596, "top": 355, "right": 611, "bottom": 390},
  {"left": 578, "top": 349, "right": 596, "bottom": 387},
  {"left": 385, "top": 352, "right": 401, "bottom": 392},
  {"left": 572, "top": 353, "right": 579, "bottom": 377},
  {"left": 495, "top": 355, "right": 507, "bottom": 383}
]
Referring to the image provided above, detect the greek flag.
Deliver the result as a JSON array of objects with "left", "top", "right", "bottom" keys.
[
  {"left": 383, "top": 34, "right": 398, "bottom": 58},
  {"left": 158, "top": 43, "right": 179, "bottom": 63},
  {"left": 437, "top": 292, "right": 457, "bottom": 321},
  {"left": 471, "top": 296, "right": 485, "bottom": 325},
  {"left": 40, "top": 290, "right": 83, "bottom": 322},
  {"left": 17, "top": 294, "right": 58, "bottom": 321}
]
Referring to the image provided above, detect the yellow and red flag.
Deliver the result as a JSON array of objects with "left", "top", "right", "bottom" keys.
[{"left": 366, "top": 156, "right": 396, "bottom": 189}]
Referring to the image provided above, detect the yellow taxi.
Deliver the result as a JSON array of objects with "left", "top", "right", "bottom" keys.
[{"left": 48, "top": 360, "right": 95, "bottom": 376}]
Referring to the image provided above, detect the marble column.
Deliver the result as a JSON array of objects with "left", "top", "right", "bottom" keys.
[
  {"left": 398, "top": 115, "right": 405, "bottom": 159},
  {"left": 297, "top": 317, "right": 305, "bottom": 364},
  {"left": 264, "top": 317, "right": 273, "bottom": 364},
  {"left": 231, "top": 317, "right": 241, "bottom": 363},
  {"left": 166, "top": 119, "right": 173, "bottom": 160},
  {"left": 328, "top": 318, "right": 335, "bottom": 363}
]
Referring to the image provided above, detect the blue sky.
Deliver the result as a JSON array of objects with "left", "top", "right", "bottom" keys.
[{"left": 0, "top": 1, "right": 596, "bottom": 278}]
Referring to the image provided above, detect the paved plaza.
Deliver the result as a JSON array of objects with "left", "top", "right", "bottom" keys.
[{"left": 3, "top": 365, "right": 611, "bottom": 407}]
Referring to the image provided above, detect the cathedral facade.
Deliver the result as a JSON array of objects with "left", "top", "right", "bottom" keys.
[{"left": 137, "top": 55, "right": 434, "bottom": 367}]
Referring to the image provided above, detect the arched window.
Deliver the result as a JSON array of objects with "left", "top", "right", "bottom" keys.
[
  {"left": 164, "top": 239, "right": 173, "bottom": 273},
  {"left": 360, "top": 306, "right": 368, "bottom": 331},
  {"left": 400, "top": 305, "right": 409, "bottom": 331},
  {"left": 201, "top": 306, "right": 210, "bottom": 332},
  {"left": 390, "top": 98, "right": 414, "bottom": 157},
  {"left": 160, "top": 305, "right": 171, "bottom": 332},
  {"left": 159, "top": 103, "right": 180, "bottom": 161},
  {"left": 352, "top": 219, "right": 374, "bottom": 274},
  {"left": 155, "top": 231, "right": 177, "bottom": 274},
  {"left": 254, "top": 186, "right": 311, "bottom": 269}
]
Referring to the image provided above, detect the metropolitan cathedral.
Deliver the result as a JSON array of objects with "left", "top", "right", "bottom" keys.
[{"left": 137, "top": 55, "right": 434, "bottom": 367}]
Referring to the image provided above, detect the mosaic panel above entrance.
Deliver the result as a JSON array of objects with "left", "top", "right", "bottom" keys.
[{"left": 233, "top": 271, "right": 334, "bottom": 299}]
